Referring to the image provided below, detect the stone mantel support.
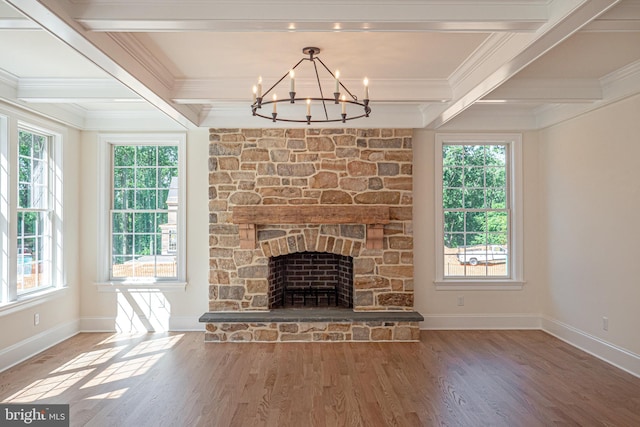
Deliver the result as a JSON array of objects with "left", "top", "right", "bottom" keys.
[{"left": 232, "top": 205, "right": 390, "bottom": 249}]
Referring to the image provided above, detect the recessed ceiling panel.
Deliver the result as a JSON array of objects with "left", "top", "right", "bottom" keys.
[
  {"left": 0, "top": 30, "right": 109, "bottom": 78},
  {"left": 136, "top": 32, "right": 489, "bottom": 80}
]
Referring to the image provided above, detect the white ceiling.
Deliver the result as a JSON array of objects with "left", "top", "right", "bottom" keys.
[{"left": 1, "top": 0, "right": 639, "bottom": 131}]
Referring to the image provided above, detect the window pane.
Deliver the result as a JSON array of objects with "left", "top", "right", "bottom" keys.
[
  {"left": 485, "top": 167, "right": 506, "bottom": 187},
  {"left": 136, "top": 167, "right": 157, "bottom": 189},
  {"left": 159, "top": 167, "right": 178, "bottom": 188},
  {"left": 158, "top": 146, "right": 178, "bottom": 166},
  {"left": 443, "top": 188, "right": 463, "bottom": 209},
  {"left": 17, "top": 211, "right": 51, "bottom": 294},
  {"left": 463, "top": 167, "right": 484, "bottom": 187},
  {"left": 465, "top": 212, "right": 486, "bottom": 233},
  {"left": 134, "top": 212, "right": 156, "bottom": 233},
  {"left": 463, "top": 146, "right": 485, "bottom": 166},
  {"left": 443, "top": 167, "right": 462, "bottom": 188},
  {"left": 135, "top": 190, "right": 156, "bottom": 210},
  {"left": 487, "top": 211, "right": 508, "bottom": 234},
  {"left": 487, "top": 189, "right": 506, "bottom": 209},
  {"left": 113, "top": 189, "right": 134, "bottom": 210},
  {"left": 114, "top": 146, "right": 135, "bottom": 166},
  {"left": 18, "top": 131, "right": 48, "bottom": 209},
  {"left": 443, "top": 145, "right": 464, "bottom": 166},
  {"left": 444, "top": 211, "right": 464, "bottom": 233},
  {"left": 114, "top": 167, "right": 134, "bottom": 189},
  {"left": 485, "top": 145, "right": 506, "bottom": 166},
  {"left": 136, "top": 146, "right": 157, "bottom": 166},
  {"left": 464, "top": 189, "right": 485, "bottom": 209}
]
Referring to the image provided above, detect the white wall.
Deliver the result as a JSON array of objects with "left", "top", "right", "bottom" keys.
[
  {"left": 413, "top": 129, "right": 543, "bottom": 329},
  {"left": 538, "top": 93, "right": 640, "bottom": 367},
  {"left": 0, "top": 106, "right": 81, "bottom": 370},
  {"left": 78, "top": 128, "right": 209, "bottom": 332}
]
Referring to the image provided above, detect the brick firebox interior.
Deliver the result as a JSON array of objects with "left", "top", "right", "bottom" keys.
[{"left": 202, "top": 128, "right": 422, "bottom": 342}]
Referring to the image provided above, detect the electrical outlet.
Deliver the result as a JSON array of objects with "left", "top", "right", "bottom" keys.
[
  {"left": 34, "top": 313, "right": 40, "bottom": 326},
  {"left": 602, "top": 317, "right": 608, "bottom": 331},
  {"left": 457, "top": 296, "right": 464, "bottom": 306}
]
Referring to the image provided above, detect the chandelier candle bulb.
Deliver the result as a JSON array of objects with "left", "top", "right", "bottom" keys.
[
  {"left": 335, "top": 70, "right": 340, "bottom": 93},
  {"left": 252, "top": 85, "right": 257, "bottom": 104},
  {"left": 272, "top": 94, "right": 277, "bottom": 113},
  {"left": 289, "top": 70, "right": 295, "bottom": 92},
  {"left": 341, "top": 95, "right": 346, "bottom": 114},
  {"left": 306, "top": 98, "right": 311, "bottom": 116},
  {"left": 364, "top": 77, "right": 369, "bottom": 99},
  {"left": 257, "top": 76, "right": 263, "bottom": 98}
]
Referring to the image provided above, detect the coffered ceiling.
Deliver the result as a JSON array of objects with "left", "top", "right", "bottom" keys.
[{"left": 1, "top": 0, "right": 639, "bottom": 130}]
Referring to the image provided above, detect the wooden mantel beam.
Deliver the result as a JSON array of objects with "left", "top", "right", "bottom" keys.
[
  {"left": 232, "top": 205, "right": 391, "bottom": 250},
  {"left": 232, "top": 206, "right": 390, "bottom": 225}
]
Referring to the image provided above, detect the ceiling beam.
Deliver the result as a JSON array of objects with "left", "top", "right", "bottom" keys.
[
  {"left": 424, "top": 0, "right": 621, "bottom": 129},
  {"left": 72, "top": 1, "right": 547, "bottom": 33},
  {"left": 4, "top": 0, "right": 199, "bottom": 128},
  {"left": 481, "top": 78, "right": 603, "bottom": 103}
]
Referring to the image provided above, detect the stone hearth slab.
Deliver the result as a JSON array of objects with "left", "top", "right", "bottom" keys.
[{"left": 199, "top": 308, "right": 423, "bottom": 323}]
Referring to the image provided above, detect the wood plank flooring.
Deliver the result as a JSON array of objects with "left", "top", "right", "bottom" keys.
[{"left": 1, "top": 330, "right": 639, "bottom": 426}]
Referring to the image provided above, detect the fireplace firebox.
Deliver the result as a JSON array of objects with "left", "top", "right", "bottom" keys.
[{"left": 269, "top": 252, "right": 353, "bottom": 308}]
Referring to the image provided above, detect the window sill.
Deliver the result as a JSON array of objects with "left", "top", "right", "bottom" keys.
[
  {"left": 94, "top": 282, "right": 187, "bottom": 292},
  {"left": 0, "top": 287, "right": 69, "bottom": 317},
  {"left": 434, "top": 280, "right": 525, "bottom": 291}
]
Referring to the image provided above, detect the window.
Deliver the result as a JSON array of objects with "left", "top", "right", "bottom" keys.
[
  {"left": 17, "top": 128, "right": 53, "bottom": 294},
  {"left": 435, "top": 134, "right": 523, "bottom": 289},
  {"left": 0, "top": 116, "right": 63, "bottom": 307},
  {"left": 98, "top": 134, "right": 186, "bottom": 287}
]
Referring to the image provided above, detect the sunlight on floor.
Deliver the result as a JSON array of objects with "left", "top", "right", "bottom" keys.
[
  {"left": 122, "top": 334, "right": 182, "bottom": 358},
  {"left": 51, "top": 346, "right": 126, "bottom": 374},
  {"left": 85, "top": 388, "right": 129, "bottom": 400},
  {"left": 7, "top": 369, "right": 95, "bottom": 402},
  {"left": 116, "top": 291, "right": 171, "bottom": 333},
  {"left": 80, "top": 353, "right": 163, "bottom": 389},
  {"left": 3, "top": 333, "right": 185, "bottom": 405}
]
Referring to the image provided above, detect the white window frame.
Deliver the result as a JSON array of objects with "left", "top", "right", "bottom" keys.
[
  {"left": 435, "top": 133, "right": 524, "bottom": 290},
  {"left": 0, "top": 110, "right": 66, "bottom": 313},
  {"left": 96, "top": 133, "right": 187, "bottom": 291}
]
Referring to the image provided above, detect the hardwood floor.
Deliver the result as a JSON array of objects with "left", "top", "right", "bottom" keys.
[{"left": 1, "top": 330, "right": 639, "bottom": 426}]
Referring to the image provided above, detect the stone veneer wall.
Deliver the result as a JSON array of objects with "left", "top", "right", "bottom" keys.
[{"left": 206, "top": 128, "right": 416, "bottom": 341}]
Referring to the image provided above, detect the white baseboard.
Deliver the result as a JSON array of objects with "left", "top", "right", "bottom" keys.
[
  {"left": 79, "top": 316, "right": 203, "bottom": 332},
  {"left": 420, "top": 313, "right": 541, "bottom": 330},
  {"left": 169, "top": 316, "right": 204, "bottom": 331},
  {"left": 0, "top": 319, "right": 79, "bottom": 373},
  {"left": 79, "top": 316, "right": 117, "bottom": 332},
  {"left": 541, "top": 316, "right": 640, "bottom": 379}
]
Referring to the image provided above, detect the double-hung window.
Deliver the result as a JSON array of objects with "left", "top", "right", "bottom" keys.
[
  {"left": 17, "top": 128, "right": 53, "bottom": 294},
  {"left": 0, "top": 116, "right": 63, "bottom": 307},
  {"left": 435, "top": 133, "right": 523, "bottom": 289},
  {"left": 98, "top": 134, "right": 186, "bottom": 288}
]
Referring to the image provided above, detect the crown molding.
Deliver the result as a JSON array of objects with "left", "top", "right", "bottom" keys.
[
  {"left": 535, "top": 59, "right": 640, "bottom": 129},
  {"left": 17, "top": 77, "right": 140, "bottom": 102},
  {"left": 199, "top": 102, "right": 424, "bottom": 128},
  {"left": 172, "top": 78, "right": 452, "bottom": 104}
]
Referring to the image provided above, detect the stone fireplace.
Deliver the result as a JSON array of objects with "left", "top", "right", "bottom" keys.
[{"left": 200, "top": 128, "right": 422, "bottom": 342}]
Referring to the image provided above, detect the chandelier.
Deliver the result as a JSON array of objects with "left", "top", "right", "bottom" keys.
[{"left": 251, "top": 47, "right": 371, "bottom": 124}]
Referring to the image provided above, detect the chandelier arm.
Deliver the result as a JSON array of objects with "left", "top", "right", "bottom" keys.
[
  {"left": 315, "top": 56, "right": 359, "bottom": 102},
  {"left": 311, "top": 59, "right": 330, "bottom": 120},
  {"left": 261, "top": 58, "right": 306, "bottom": 99}
]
